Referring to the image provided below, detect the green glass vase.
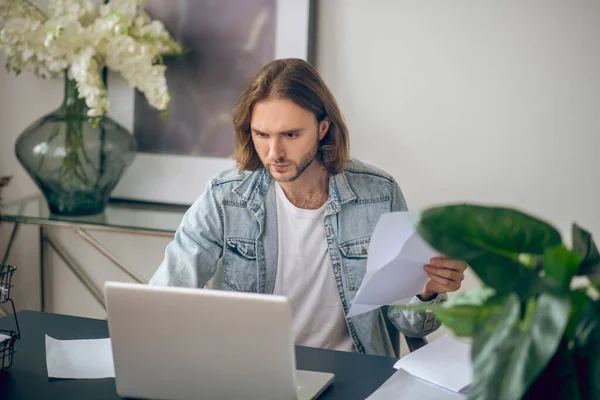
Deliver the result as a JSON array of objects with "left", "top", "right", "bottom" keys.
[{"left": 15, "top": 74, "right": 137, "bottom": 216}]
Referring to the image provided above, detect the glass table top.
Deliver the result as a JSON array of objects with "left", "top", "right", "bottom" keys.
[{"left": 0, "top": 195, "right": 189, "bottom": 236}]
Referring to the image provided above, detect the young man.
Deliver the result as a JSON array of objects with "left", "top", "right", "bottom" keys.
[{"left": 149, "top": 58, "right": 466, "bottom": 357}]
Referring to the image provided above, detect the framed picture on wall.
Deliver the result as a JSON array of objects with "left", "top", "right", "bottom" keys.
[{"left": 109, "top": 0, "right": 314, "bottom": 205}]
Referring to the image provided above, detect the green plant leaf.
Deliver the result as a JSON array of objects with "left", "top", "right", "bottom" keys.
[
  {"left": 468, "top": 291, "right": 570, "bottom": 400},
  {"left": 565, "top": 289, "right": 592, "bottom": 340},
  {"left": 435, "top": 306, "right": 483, "bottom": 338},
  {"left": 572, "top": 223, "right": 600, "bottom": 284},
  {"left": 573, "top": 300, "right": 600, "bottom": 400},
  {"left": 433, "top": 287, "right": 496, "bottom": 337},
  {"left": 543, "top": 245, "right": 581, "bottom": 289},
  {"left": 468, "top": 293, "right": 521, "bottom": 400},
  {"left": 417, "top": 205, "right": 561, "bottom": 296},
  {"left": 444, "top": 287, "right": 497, "bottom": 307}
]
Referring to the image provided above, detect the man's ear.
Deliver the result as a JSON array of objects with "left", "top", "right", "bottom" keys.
[{"left": 318, "top": 118, "right": 330, "bottom": 140}]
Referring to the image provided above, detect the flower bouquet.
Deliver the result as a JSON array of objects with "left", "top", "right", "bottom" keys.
[{"left": 0, "top": 0, "right": 184, "bottom": 215}]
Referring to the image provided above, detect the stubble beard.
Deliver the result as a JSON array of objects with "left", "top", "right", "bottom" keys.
[{"left": 265, "top": 138, "right": 319, "bottom": 183}]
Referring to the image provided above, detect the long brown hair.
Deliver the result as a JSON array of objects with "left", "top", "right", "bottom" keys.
[{"left": 232, "top": 58, "right": 350, "bottom": 175}]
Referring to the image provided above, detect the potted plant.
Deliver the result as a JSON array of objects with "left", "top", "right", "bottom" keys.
[
  {"left": 0, "top": 0, "right": 184, "bottom": 215},
  {"left": 394, "top": 204, "right": 599, "bottom": 399}
]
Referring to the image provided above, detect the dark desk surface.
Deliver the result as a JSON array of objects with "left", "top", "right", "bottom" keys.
[{"left": 0, "top": 311, "right": 397, "bottom": 400}]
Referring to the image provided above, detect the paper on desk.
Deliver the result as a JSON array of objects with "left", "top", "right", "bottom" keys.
[
  {"left": 45, "top": 335, "right": 115, "bottom": 379},
  {"left": 393, "top": 334, "right": 472, "bottom": 393},
  {"left": 347, "top": 212, "right": 440, "bottom": 317},
  {"left": 366, "top": 368, "right": 466, "bottom": 400}
]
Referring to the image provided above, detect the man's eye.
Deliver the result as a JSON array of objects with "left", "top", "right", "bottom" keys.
[{"left": 286, "top": 133, "right": 298, "bottom": 138}]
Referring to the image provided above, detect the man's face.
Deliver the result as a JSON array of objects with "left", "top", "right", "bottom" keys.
[{"left": 250, "top": 98, "right": 328, "bottom": 183}]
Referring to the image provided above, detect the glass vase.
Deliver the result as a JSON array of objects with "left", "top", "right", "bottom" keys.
[{"left": 15, "top": 73, "right": 136, "bottom": 216}]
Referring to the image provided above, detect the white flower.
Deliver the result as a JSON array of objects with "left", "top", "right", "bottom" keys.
[
  {"left": 0, "top": 0, "right": 183, "bottom": 116},
  {"left": 48, "top": 0, "right": 97, "bottom": 25},
  {"left": 102, "top": 0, "right": 146, "bottom": 23},
  {"left": 69, "top": 46, "right": 109, "bottom": 116}
]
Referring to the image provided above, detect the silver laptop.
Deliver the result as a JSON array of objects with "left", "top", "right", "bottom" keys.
[{"left": 104, "top": 281, "right": 334, "bottom": 400}]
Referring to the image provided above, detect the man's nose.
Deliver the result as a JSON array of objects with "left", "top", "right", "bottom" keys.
[{"left": 268, "top": 137, "right": 285, "bottom": 160}]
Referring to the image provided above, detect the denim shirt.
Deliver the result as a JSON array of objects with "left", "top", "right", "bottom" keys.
[{"left": 149, "top": 158, "right": 445, "bottom": 357}]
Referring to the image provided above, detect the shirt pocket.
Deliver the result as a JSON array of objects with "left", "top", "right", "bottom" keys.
[
  {"left": 222, "top": 237, "right": 258, "bottom": 292},
  {"left": 338, "top": 237, "right": 370, "bottom": 291}
]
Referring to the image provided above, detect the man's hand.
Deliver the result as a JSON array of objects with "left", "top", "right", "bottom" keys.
[{"left": 420, "top": 257, "right": 467, "bottom": 301}]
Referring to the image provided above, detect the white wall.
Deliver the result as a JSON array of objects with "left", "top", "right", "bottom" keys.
[
  {"left": 1, "top": 1, "right": 599, "bottom": 327},
  {"left": 317, "top": 0, "right": 600, "bottom": 241}
]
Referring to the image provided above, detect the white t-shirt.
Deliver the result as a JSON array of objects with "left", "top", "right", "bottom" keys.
[{"left": 272, "top": 182, "right": 355, "bottom": 352}]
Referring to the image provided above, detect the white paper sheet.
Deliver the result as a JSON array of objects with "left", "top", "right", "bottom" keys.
[
  {"left": 393, "top": 334, "right": 472, "bottom": 393},
  {"left": 366, "top": 368, "right": 467, "bottom": 400},
  {"left": 347, "top": 212, "right": 440, "bottom": 317},
  {"left": 45, "top": 335, "right": 115, "bottom": 379}
]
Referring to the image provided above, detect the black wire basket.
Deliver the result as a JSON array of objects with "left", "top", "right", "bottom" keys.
[{"left": 0, "top": 264, "right": 20, "bottom": 370}]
